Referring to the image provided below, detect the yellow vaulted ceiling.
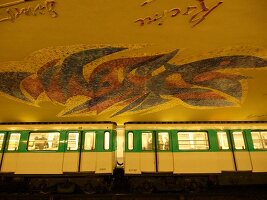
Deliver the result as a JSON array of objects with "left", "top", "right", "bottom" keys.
[{"left": 0, "top": 0, "right": 267, "bottom": 124}]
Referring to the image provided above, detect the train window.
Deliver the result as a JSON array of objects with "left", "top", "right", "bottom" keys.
[
  {"left": 251, "top": 131, "right": 267, "bottom": 149},
  {"left": 232, "top": 131, "right": 245, "bottom": 150},
  {"left": 178, "top": 132, "right": 209, "bottom": 150},
  {"left": 7, "top": 133, "right": 20, "bottom": 151},
  {"left": 84, "top": 132, "right": 95, "bottom": 150},
  {"left": 104, "top": 131, "right": 110, "bottom": 150},
  {"left": 262, "top": 132, "right": 267, "bottom": 148},
  {"left": 263, "top": 132, "right": 267, "bottom": 148},
  {"left": 0, "top": 133, "right": 4, "bottom": 150},
  {"left": 128, "top": 132, "right": 134, "bottom": 150},
  {"left": 28, "top": 132, "right": 60, "bottom": 151},
  {"left": 142, "top": 132, "right": 152, "bottom": 150},
  {"left": 217, "top": 131, "right": 229, "bottom": 150},
  {"left": 67, "top": 132, "right": 79, "bottom": 150},
  {"left": 158, "top": 132, "right": 169, "bottom": 150}
]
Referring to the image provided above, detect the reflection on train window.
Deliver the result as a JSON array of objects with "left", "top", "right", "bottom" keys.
[
  {"left": 67, "top": 132, "right": 79, "bottom": 150},
  {"left": 84, "top": 132, "right": 95, "bottom": 150},
  {"left": 251, "top": 131, "right": 267, "bottom": 149},
  {"left": 28, "top": 132, "right": 60, "bottom": 151},
  {"left": 217, "top": 131, "right": 229, "bottom": 150},
  {"left": 158, "top": 132, "right": 169, "bottom": 150},
  {"left": 104, "top": 131, "right": 110, "bottom": 150},
  {"left": 142, "top": 132, "right": 152, "bottom": 150},
  {"left": 8, "top": 133, "right": 20, "bottom": 151},
  {"left": 178, "top": 132, "right": 209, "bottom": 150},
  {"left": 0, "top": 133, "right": 4, "bottom": 150},
  {"left": 232, "top": 131, "right": 245, "bottom": 149},
  {"left": 128, "top": 132, "right": 134, "bottom": 150}
]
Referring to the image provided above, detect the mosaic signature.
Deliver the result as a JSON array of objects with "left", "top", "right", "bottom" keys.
[
  {"left": 0, "top": 0, "right": 57, "bottom": 23},
  {"left": 135, "top": 0, "right": 223, "bottom": 27}
]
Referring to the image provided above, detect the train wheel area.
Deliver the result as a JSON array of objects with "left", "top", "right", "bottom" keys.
[
  {"left": 0, "top": 185, "right": 266, "bottom": 200},
  {"left": 0, "top": 173, "right": 267, "bottom": 197},
  {"left": 0, "top": 175, "right": 113, "bottom": 195}
]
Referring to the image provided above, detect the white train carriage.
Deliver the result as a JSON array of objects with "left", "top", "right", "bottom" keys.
[
  {"left": 124, "top": 122, "right": 267, "bottom": 175},
  {"left": 0, "top": 122, "right": 117, "bottom": 175}
]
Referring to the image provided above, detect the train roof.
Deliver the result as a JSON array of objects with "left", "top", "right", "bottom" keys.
[
  {"left": 124, "top": 121, "right": 267, "bottom": 130},
  {"left": 0, "top": 122, "right": 117, "bottom": 131}
]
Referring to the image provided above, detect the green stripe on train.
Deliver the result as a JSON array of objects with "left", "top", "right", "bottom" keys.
[
  {"left": 0, "top": 130, "right": 116, "bottom": 153},
  {"left": 124, "top": 129, "right": 267, "bottom": 153}
]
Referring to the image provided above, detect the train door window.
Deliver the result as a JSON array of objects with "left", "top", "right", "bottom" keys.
[
  {"left": 217, "top": 131, "right": 229, "bottom": 150},
  {"left": 128, "top": 132, "right": 134, "bottom": 150},
  {"left": 104, "top": 131, "right": 110, "bottom": 150},
  {"left": 84, "top": 132, "right": 95, "bottom": 150},
  {"left": 8, "top": 133, "right": 20, "bottom": 151},
  {"left": 142, "top": 132, "right": 152, "bottom": 150},
  {"left": 178, "top": 132, "right": 209, "bottom": 150},
  {"left": 251, "top": 131, "right": 267, "bottom": 149},
  {"left": 158, "top": 132, "right": 169, "bottom": 150},
  {"left": 28, "top": 132, "right": 60, "bottom": 150},
  {"left": 232, "top": 131, "right": 245, "bottom": 149},
  {"left": 262, "top": 132, "right": 267, "bottom": 148},
  {"left": 0, "top": 133, "right": 4, "bottom": 150},
  {"left": 67, "top": 132, "right": 79, "bottom": 150}
]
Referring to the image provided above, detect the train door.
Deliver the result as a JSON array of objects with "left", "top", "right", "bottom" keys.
[
  {"left": 230, "top": 131, "right": 252, "bottom": 171},
  {"left": 63, "top": 130, "right": 97, "bottom": 173},
  {"left": 249, "top": 131, "right": 267, "bottom": 172},
  {"left": 156, "top": 131, "right": 173, "bottom": 172},
  {"left": 1, "top": 132, "right": 20, "bottom": 172},
  {"left": 217, "top": 131, "right": 235, "bottom": 172},
  {"left": 140, "top": 131, "right": 156, "bottom": 172},
  {"left": 80, "top": 131, "right": 97, "bottom": 172},
  {"left": 0, "top": 132, "right": 7, "bottom": 171},
  {"left": 124, "top": 130, "right": 141, "bottom": 174},
  {"left": 63, "top": 131, "right": 81, "bottom": 172},
  {"left": 140, "top": 131, "right": 173, "bottom": 173}
]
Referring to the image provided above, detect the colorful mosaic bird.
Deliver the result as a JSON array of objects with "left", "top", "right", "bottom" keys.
[{"left": 0, "top": 47, "right": 266, "bottom": 117}]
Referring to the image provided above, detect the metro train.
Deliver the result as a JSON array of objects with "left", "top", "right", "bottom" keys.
[{"left": 0, "top": 121, "right": 266, "bottom": 193}]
